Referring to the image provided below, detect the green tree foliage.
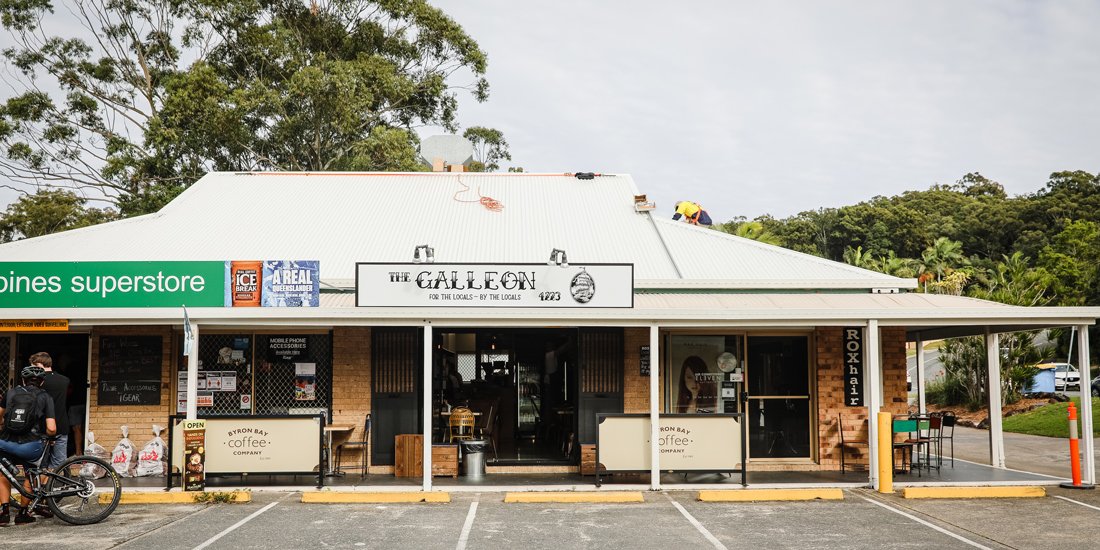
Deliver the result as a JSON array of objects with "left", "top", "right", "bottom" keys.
[
  {"left": 0, "top": 0, "right": 507, "bottom": 217},
  {"left": 1038, "top": 220, "right": 1100, "bottom": 306},
  {"left": 462, "top": 126, "right": 514, "bottom": 172},
  {"left": 874, "top": 251, "right": 918, "bottom": 279},
  {"left": 919, "top": 237, "right": 968, "bottom": 290},
  {"left": 0, "top": 189, "right": 118, "bottom": 242},
  {"left": 841, "top": 245, "right": 875, "bottom": 269},
  {"left": 717, "top": 218, "right": 782, "bottom": 245}
]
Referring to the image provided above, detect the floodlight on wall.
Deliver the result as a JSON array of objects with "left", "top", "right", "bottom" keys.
[
  {"left": 413, "top": 244, "right": 435, "bottom": 263},
  {"left": 547, "top": 248, "right": 568, "bottom": 268}
]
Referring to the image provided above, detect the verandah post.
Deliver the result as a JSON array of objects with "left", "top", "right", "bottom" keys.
[
  {"left": 423, "top": 324, "right": 433, "bottom": 492},
  {"left": 649, "top": 324, "right": 660, "bottom": 490}
]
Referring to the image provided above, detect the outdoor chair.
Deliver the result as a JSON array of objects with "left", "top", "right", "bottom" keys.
[
  {"left": 476, "top": 404, "right": 498, "bottom": 460},
  {"left": 337, "top": 414, "right": 371, "bottom": 477},
  {"left": 448, "top": 407, "right": 476, "bottom": 443},
  {"left": 908, "top": 414, "right": 938, "bottom": 472},
  {"left": 892, "top": 418, "right": 929, "bottom": 477},
  {"left": 925, "top": 414, "right": 945, "bottom": 470},
  {"left": 938, "top": 411, "right": 957, "bottom": 467},
  {"left": 837, "top": 415, "right": 869, "bottom": 473}
]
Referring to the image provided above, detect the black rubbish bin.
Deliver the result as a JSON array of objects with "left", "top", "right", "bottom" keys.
[{"left": 461, "top": 439, "right": 489, "bottom": 479}]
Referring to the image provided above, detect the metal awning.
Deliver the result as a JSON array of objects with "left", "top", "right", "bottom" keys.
[{"left": 4, "top": 292, "right": 1096, "bottom": 335}]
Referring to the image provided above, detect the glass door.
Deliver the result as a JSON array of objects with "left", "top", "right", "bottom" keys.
[{"left": 745, "top": 335, "right": 812, "bottom": 459}]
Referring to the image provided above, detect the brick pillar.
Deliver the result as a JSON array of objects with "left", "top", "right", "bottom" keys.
[
  {"left": 881, "top": 327, "right": 909, "bottom": 417},
  {"left": 332, "top": 327, "right": 372, "bottom": 471},
  {"left": 623, "top": 328, "right": 650, "bottom": 413}
]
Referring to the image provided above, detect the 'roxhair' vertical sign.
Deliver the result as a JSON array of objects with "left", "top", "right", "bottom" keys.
[{"left": 843, "top": 327, "right": 864, "bottom": 407}]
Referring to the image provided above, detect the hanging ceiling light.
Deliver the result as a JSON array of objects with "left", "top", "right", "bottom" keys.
[
  {"left": 548, "top": 248, "right": 568, "bottom": 267},
  {"left": 413, "top": 244, "right": 435, "bottom": 264}
]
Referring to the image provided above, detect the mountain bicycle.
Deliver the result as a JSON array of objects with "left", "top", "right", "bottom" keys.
[{"left": 0, "top": 436, "right": 122, "bottom": 525}]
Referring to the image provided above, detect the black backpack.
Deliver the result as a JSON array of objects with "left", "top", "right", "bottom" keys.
[{"left": 3, "top": 386, "right": 43, "bottom": 435}]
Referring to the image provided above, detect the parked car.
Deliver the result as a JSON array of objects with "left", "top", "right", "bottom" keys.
[
  {"left": 1039, "top": 362, "right": 1080, "bottom": 392},
  {"left": 1092, "top": 375, "right": 1100, "bottom": 398}
]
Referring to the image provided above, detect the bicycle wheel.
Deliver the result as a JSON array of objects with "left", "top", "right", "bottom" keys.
[{"left": 45, "top": 455, "right": 122, "bottom": 525}]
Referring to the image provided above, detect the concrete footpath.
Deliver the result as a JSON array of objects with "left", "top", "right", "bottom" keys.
[{"left": 952, "top": 426, "right": 1098, "bottom": 479}]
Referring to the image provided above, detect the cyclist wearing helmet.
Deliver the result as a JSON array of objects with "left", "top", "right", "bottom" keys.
[{"left": 0, "top": 364, "right": 57, "bottom": 526}]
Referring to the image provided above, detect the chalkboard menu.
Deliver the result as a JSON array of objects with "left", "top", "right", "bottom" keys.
[{"left": 98, "top": 336, "right": 163, "bottom": 405}]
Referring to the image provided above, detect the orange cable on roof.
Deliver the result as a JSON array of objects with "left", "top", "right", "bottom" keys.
[{"left": 453, "top": 175, "right": 503, "bottom": 212}]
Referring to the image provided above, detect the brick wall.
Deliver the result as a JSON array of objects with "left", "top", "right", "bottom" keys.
[
  {"left": 623, "top": 328, "right": 650, "bottom": 413},
  {"left": 87, "top": 326, "right": 174, "bottom": 453},
  {"left": 816, "top": 326, "right": 908, "bottom": 471},
  {"left": 331, "top": 326, "right": 373, "bottom": 472},
  {"left": 881, "top": 327, "right": 909, "bottom": 418}
]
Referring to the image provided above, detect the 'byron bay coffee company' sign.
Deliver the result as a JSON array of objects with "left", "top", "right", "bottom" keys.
[
  {"left": 843, "top": 327, "right": 864, "bottom": 407},
  {"left": 356, "top": 263, "right": 634, "bottom": 308}
]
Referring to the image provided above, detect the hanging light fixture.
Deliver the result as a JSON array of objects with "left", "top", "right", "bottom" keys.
[
  {"left": 548, "top": 248, "right": 568, "bottom": 267},
  {"left": 413, "top": 244, "right": 435, "bottom": 264}
]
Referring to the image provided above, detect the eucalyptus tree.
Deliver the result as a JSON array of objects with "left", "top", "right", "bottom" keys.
[{"left": 0, "top": 0, "right": 505, "bottom": 216}]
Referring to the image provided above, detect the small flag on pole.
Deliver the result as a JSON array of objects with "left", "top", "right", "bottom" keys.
[{"left": 183, "top": 306, "right": 194, "bottom": 356}]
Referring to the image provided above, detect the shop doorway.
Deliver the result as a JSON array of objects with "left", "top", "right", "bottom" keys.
[
  {"left": 371, "top": 327, "right": 422, "bottom": 466},
  {"left": 745, "top": 335, "right": 812, "bottom": 460},
  {"left": 16, "top": 333, "right": 90, "bottom": 456},
  {"left": 434, "top": 328, "right": 580, "bottom": 464}
]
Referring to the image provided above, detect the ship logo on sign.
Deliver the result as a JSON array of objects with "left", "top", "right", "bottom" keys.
[{"left": 570, "top": 268, "right": 595, "bottom": 303}]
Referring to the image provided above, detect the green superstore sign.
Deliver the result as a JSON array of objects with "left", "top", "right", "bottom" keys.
[{"left": 0, "top": 262, "right": 226, "bottom": 308}]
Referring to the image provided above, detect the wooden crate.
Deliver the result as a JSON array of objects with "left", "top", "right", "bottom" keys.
[
  {"left": 394, "top": 434, "right": 423, "bottom": 477},
  {"left": 432, "top": 445, "right": 459, "bottom": 478},
  {"left": 580, "top": 444, "right": 598, "bottom": 476}
]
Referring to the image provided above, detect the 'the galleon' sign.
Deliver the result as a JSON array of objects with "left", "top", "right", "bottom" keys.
[
  {"left": 844, "top": 327, "right": 864, "bottom": 407},
  {"left": 356, "top": 263, "right": 634, "bottom": 308}
]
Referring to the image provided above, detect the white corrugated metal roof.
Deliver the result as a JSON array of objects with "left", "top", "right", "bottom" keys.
[
  {"left": 0, "top": 172, "right": 913, "bottom": 290},
  {"left": 649, "top": 218, "right": 910, "bottom": 285}
]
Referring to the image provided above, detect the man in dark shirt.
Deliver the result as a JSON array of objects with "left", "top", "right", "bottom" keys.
[
  {"left": 0, "top": 365, "right": 57, "bottom": 525},
  {"left": 29, "top": 352, "right": 69, "bottom": 469}
]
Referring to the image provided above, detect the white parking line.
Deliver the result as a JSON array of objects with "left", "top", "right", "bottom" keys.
[
  {"left": 193, "top": 502, "right": 279, "bottom": 550},
  {"left": 858, "top": 496, "right": 991, "bottom": 550},
  {"left": 1054, "top": 495, "right": 1100, "bottom": 512},
  {"left": 664, "top": 494, "right": 727, "bottom": 550},
  {"left": 456, "top": 501, "right": 479, "bottom": 550}
]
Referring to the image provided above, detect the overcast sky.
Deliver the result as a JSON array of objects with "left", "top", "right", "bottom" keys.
[
  {"left": 430, "top": 0, "right": 1100, "bottom": 220},
  {"left": 2, "top": 1, "right": 1099, "bottom": 221}
]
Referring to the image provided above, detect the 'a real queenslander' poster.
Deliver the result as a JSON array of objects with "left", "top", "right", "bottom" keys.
[{"left": 262, "top": 260, "right": 319, "bottom": 307}]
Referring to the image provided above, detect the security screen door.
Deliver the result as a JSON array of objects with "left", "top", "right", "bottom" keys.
[
  {"left": 372, "top": 327, "right": 422, "bottom": 465},
  {"left": 577, "top": 329, "right": 623, "bottom": 446}
]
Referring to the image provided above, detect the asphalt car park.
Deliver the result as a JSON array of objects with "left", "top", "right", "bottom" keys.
[{"left": 6, "top": 488, "right": 1100, "bottom": 550}]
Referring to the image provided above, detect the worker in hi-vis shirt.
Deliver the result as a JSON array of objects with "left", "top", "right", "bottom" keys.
[{"left": 672, "top": 201, "right": 712, "bottom": 226}]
